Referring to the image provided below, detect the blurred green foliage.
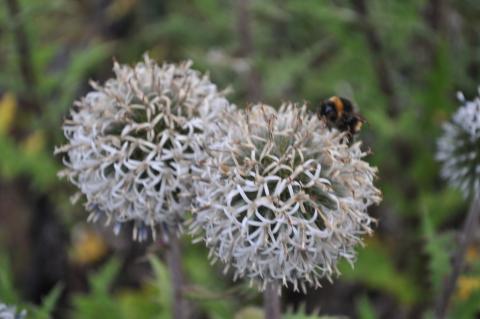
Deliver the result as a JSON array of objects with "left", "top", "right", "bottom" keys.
[
  {"left": 71, "top": 257, "right": 171, "bottom": 319},
  {"left": 0, "top": 253, "right": 62, "bottom": 319},
  {"left": 1, "top": 0, "right": 480, "bottom": 318}
]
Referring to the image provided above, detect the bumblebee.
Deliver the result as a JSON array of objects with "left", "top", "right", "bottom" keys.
[{"left": 318, "top": 96, "right": 365, "bottom": 136}]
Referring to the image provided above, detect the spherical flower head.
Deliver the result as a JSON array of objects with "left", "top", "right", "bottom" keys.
[
  {"left": 437, "top": 91, "right": 480, "bottom": 198},
  {"left": 0, "top": 303, "right": 27, "bottom": 319},
  {"left": 55, "top": 54, "right": 233, "bottom": 241},
  {"left": 190, "top": 103, "right": 382, "bottom": 292}
]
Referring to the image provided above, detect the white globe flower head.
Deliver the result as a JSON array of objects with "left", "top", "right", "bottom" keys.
[
  {"left": 55, "top": 54, "right": 233, "bottom": 242},
  {"left": 190, "top": 103, "right": 382, "bottom": 292},
  {"left": 437, "top": 91, "right": 480, "bottom": 198},
  {"left": 0, "top": 303, "right": 26, "bottom": 319}
]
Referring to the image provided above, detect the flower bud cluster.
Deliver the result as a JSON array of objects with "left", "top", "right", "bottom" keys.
[
  {"left": 437, "top": 91, "right": 480, "bottom": 198},
  {"left": 56, "top": 55, "right": 232, "bottom": 241}
]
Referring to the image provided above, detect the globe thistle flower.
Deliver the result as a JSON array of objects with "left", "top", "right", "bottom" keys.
[
  {"left": 190, "top": 103, "right": 382, "bottom": 292},
  {"left": 55, "top": 55, "right": 233, "bottom": 241},
  {"left": 437, "top": 91, "right": 480, "bottom": 198},
  {"left": 0, "top": 303, "right": 26, "bottom": 319}
]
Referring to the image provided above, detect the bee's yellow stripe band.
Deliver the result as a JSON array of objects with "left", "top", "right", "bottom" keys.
[{"left": 329, "top": 96, "right": 344, "bottom": 115}]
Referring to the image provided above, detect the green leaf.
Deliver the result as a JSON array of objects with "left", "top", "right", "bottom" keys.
[
  {"left": 29, "top": 284, "right": 63, "bottom": 319},
  {"left": 339, "top": 239, "right": 421, "bottom": 305},
  {"left": 0, "top": 134, "right": 58, "bottom": 189},
  {"left": 421, "top": 209, "right": 453, "bottom": 295},
  {"left": 284, "top": 303, "right": 347, "bottom": 319},
  {"left": 450, "top": 289, "right": 480, "bottom": 319},
  {"left": 89, "top": 258, "right": 121, "bottom": 295},
  {"left": 356, "top": 295, "right": 377, "bottom": 319},
  {"left": 182, "top": 243, "right": 238, "bottom": 319},
  {"left": 0, "top": 253, "right": 19, "bottom": 304},
  {"left": 117, "top": 289, "right": 167, "bottom": 319},
  {"left": 148, "top": 255, "right": 172, "bottom": 315},
  {"left": 44, "top": 43, "right": 114, "bottom": 128},
  {"left": 71, "top": 258, "right": 124, "bottom": 319}
]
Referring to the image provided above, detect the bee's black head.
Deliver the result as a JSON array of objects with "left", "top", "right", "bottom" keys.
[{"left": 319, "top": 101, "right": 338, "bottom": 121}]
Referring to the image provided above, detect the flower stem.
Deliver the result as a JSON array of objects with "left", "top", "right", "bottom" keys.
[
  {"left": 167, "top": 233, "right": 188, "bottom": 319},
  {"left": 264, "top": 282, "right": 281, "bottom": 319},
  {"left": 235, "top": 0, "right": 262, "bottom": 101},
  {"left": 435, "top": 196, "right": 480, "bottom": 319}
]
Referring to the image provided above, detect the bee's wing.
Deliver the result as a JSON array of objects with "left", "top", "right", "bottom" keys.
[{"left": 335, "top": 83, "right": 355, "bottom": 102}]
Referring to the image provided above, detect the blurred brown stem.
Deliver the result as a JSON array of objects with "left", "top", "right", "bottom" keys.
[
  {"left": 425, "top": 0, "right": 445, "bottom": 32},
  {"left": 4, "top": 0, "right": 39, "bottom": 109},
  {"left": 264, "top": 282, "right": 281, "bottom": 319},
  {"left": 5, "top": 0, "right": 68, "bottom": 305},
  {"left": 167, "top": 233, "right": 189, "bottom": 319},
  {"left": 235, "top": 0, "right": 262, "bottom": 101},
  {"left": 434, "top": 196, "right": 480, "bottom": 319},
  {"left": 351, "top": 0, "right": 400, "bottom": 118}
]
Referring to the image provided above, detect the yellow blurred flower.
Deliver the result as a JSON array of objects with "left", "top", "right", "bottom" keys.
[
  {"left": 465, "top": 245, "right": 479, "bottom": 265},
  {"left": 456, "top": 275, "right": 480, "bottom": 300},
  {"left": 0, "top": 93, "right": 17, "bottom": 135},
  {"left": 71, "top": 227, "right": 108, "bottom": 265},
  {"left": 22, "top": 130, "right": 45, "bottom": 154}
]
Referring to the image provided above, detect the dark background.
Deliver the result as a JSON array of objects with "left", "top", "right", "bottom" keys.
[{"left": 1, "top": 0, "right": 480, "bottom": 318}]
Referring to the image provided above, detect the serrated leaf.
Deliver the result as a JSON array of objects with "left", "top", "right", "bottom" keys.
[
  {"left": 71, "top": 258, "right": 124, "bottom": 319},
  {"left": 421, "top": 209, "right": 453, "bottom": 294},
  {"left": 90, "top": 258, "right": 120, "bottom": 294},
  {"left": 29, "top": 284, "right": 63, "bottom": 319}
]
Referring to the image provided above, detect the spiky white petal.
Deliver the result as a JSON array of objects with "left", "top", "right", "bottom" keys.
[
  {"left": 437, "top": 90, "right": 480, "bottom": 198},
  {"left": 190, "top": 103, "right": 382, "bottom": 291},
  {"left": 56, "top": 55, "right": 233, "bottom": 241}
]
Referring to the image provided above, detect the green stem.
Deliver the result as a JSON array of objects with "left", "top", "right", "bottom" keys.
[{"left": 434, "top": 196, "right": 480, "bottom": 319}]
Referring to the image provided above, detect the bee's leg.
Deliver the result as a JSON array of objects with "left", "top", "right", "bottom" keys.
[
  {"left": 345, "top": 115, "right": 363, "bottom": 135},
  {"left": 339, "top": 133, "right": 353, "bottom": 145},
  {"left": 336, "top": 118, "right": 349, "bottom": 132}
]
